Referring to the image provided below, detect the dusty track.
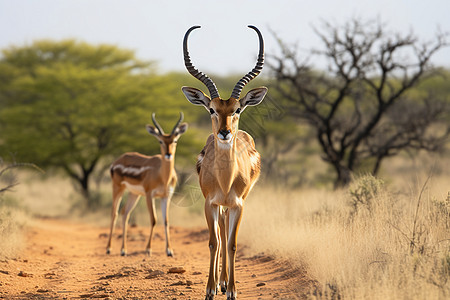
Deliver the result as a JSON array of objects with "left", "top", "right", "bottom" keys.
[{"left": 0, "top": 218, "right": 312, "bottom": 299}]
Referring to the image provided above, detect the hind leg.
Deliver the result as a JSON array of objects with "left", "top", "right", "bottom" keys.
[
  {"left": 106, "top": 183, "right": 125, "bottom": 254},
  {"left": 120, "top": 193, "right": 140, "bottom": 256}
]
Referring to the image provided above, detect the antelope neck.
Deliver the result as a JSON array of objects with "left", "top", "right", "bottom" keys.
[
  {"left": 160, "top": 156, "right": 174, "bottom": 186},
  {"left": 214, "top": 135, "right": 237, "bottom": 194}
]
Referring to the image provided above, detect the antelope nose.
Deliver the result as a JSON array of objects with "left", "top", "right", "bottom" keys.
[
  {"left": 165, "top": 153, "right": 172, "bottom": 160},
  {"left": 218, "top": 129, "right": 231, "bottom": 140}
]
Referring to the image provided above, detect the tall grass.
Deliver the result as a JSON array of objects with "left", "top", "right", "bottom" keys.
[
  {"left": 240, "top": 169, "right": 450, "bottom": 299},
  {"left": 0, "top": 162, "right": 38, "bottom": 259},
  {"left": 0, "top": 206, "right": 28, "bottom": 259}
]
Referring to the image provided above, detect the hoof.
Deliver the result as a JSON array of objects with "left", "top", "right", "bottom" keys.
[
  {"left": 167, "top": 249, "right": 174, "bottom": 257},
  {"left": 226, "top": 291, "right": 237, "bottom": 300},
  {"left": 205, "top": 287, "right": 216, "bottom": 300},
  {"left": 146, "top": 249, "right": 152, "bottom": 256},
  {"left": 221, "top": 284, "right": 227, "bottom": 294},
  {"left": 120, "top": 250, "right": 126, "bottom": 256},
  {"left": 106, "top": 248, "right": 111, "bottom": 255}
]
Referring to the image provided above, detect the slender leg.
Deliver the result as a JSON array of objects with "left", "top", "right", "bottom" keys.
[
  {"left": 145, "top": 193, "right": 157, "bottom": 256},
  {"left": 214, "top": 209, "right": 221, "bottom": 288},
  {"left": 161, "top": 189, "right": 174, "bottom": 256},
  {"left": 106, "top": 183, "right": 125, "bottom": 254},
  {"left": 219, "top": 208, "right": 228, "bottom": 294},
  {"left": 205, "top": 199, "right": 220, "bottom": 300},
  {"left": 215, "top": 225, "right": 221, "bottom": 289},
  {"left": 226, "top": 204, "right": 243, "bottom": 300},
  {"left": 120, "top": 193, "right": 140, "bottom": 256}
]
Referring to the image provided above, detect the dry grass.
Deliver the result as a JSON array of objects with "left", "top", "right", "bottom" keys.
[
  {"left": 0, "top": 164, "right": 35, "bottom": 259},
  {"left": 12, "top": 172, "right": 74, "bottom": 217},
  {"left": 0, "top": 207, "right": 29, "bottom": 260},
  {"left": 240, "top": 158, "right": 450, "bottom": 299}
]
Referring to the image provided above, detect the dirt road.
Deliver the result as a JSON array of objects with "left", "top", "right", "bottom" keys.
[{"left": 0, "top": 218, "right": 312, "bottom": 299}]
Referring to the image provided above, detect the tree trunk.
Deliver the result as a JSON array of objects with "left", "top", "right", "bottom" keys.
[
  {"left": 333, "top": 163, "right": 352, "bottom": 189},
  {"left": 79, "top": 174, "right": 90, "bottom": 206},
  {"left": 81, "top": 168, "right": 101, "bottom": 209},
  {"left": 65, "top": 164, "right": 98, "bottom": 210},
  {"left": 372, "top": 155, "right": 384, "bottom": 176}
]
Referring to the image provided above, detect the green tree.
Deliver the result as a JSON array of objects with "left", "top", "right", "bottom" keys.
[{"left": 0, "top": 40, "right": 189, "bottom": 208}]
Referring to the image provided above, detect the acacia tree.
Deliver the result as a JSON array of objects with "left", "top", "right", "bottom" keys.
[
  {"left": 270, "top": 19, "right": 449, "bottom": 187},
  {"left": 0, "top": 40, "right": 166, "bottom": 207}
]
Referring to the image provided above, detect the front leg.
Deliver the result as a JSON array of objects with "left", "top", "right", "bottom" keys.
[
  {"left": 161, "top": 187, "right": 174, "bottom": 256},
  {"left": 226, "top": 204, "right": 243, "bottom": 300},
  {"left": 205, "top": 199, "right": 220, "bottom": 300},
  {"left": 145, "top": 193, "right": 157, "bottom": 256},
  {"left": 219, "top": 208, "right": 228, "bottom": 294}
]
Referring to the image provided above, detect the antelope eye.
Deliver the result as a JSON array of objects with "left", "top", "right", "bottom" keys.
[
  {"left": 159, "top": 141, "right": 163, "bottom": 144},
  {"left": 235, "top": 108, "right": 241, "bottom": 114},
  {"left": 209, "top": 108, "right": 215, "bottom": 115}
]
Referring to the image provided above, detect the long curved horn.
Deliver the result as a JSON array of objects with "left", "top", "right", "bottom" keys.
[
  {"left": 230, "top": 25, "right": 264, "bottom": 100},
  {"left": 151, "top": 113, "right": 165, "bottom": 135},
  {"left": 171, "top": 112, "right": 184, "bottom": 135},
  {"left": 183, "top": 26, "right": 220, "bottom": 99}
]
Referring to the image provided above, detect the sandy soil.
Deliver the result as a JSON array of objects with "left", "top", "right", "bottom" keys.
[{"left": 0, "top": 218, "right": 313, "bottom": 299}]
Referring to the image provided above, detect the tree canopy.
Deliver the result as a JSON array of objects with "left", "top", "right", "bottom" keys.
[{"left": 0, "top": 40, "right": 201, "bottom": 207}]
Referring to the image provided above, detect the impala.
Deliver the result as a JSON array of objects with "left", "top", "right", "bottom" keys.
[
  {"left": 182, "top": 25, "right": 268, "bottom": 300},
  {"left": 106, "top": 113, "right": 188, "bottom": 257}
]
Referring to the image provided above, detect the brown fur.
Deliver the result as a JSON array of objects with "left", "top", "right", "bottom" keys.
[
  {"left": 106, "top": 119, "right": 187, "bottom": 257},
  {"left": 197, "top": 131, "right": 261, "bottom": 201},
  {"left": 111, "top": 152, "right": 176, "bottom": 197}
]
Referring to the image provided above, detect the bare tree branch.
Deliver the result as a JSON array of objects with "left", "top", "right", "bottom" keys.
[{"left": 269, "top": 18, "right": 450, "bottom": 187}]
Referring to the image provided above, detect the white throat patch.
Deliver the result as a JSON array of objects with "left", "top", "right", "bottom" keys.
[{"left": 216, "top": 139, "right": 233, "bottom": 150}]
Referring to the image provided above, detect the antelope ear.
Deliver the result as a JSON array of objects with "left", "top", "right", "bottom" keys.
[
  {"left": 146, "top": 125, "right": 160, "bottom": 137},
  {"left": 182, "top": 86, "right": 211, "bottom": 108},
  {"left": 174, "top": 123, "right": 188, "bottom": 136},
  {"left": 240, "top": 87, "right": 268, "bottom": 109}
]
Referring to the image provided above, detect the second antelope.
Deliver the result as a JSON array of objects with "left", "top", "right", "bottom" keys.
[
  {"left": 106, "top": 113, "right": 188, "bottom": 257},
  {"left": 182, "top": 25, "right": 268, "bottom": 300}
]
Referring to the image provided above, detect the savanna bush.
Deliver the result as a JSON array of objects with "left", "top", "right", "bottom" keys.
[{"left": 348, "top": 174, "right": 384, "bottom": 216}]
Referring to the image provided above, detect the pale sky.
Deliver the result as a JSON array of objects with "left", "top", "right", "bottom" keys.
[{"left": 1, "top": 0, "right": 449, "bottom": 75}]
